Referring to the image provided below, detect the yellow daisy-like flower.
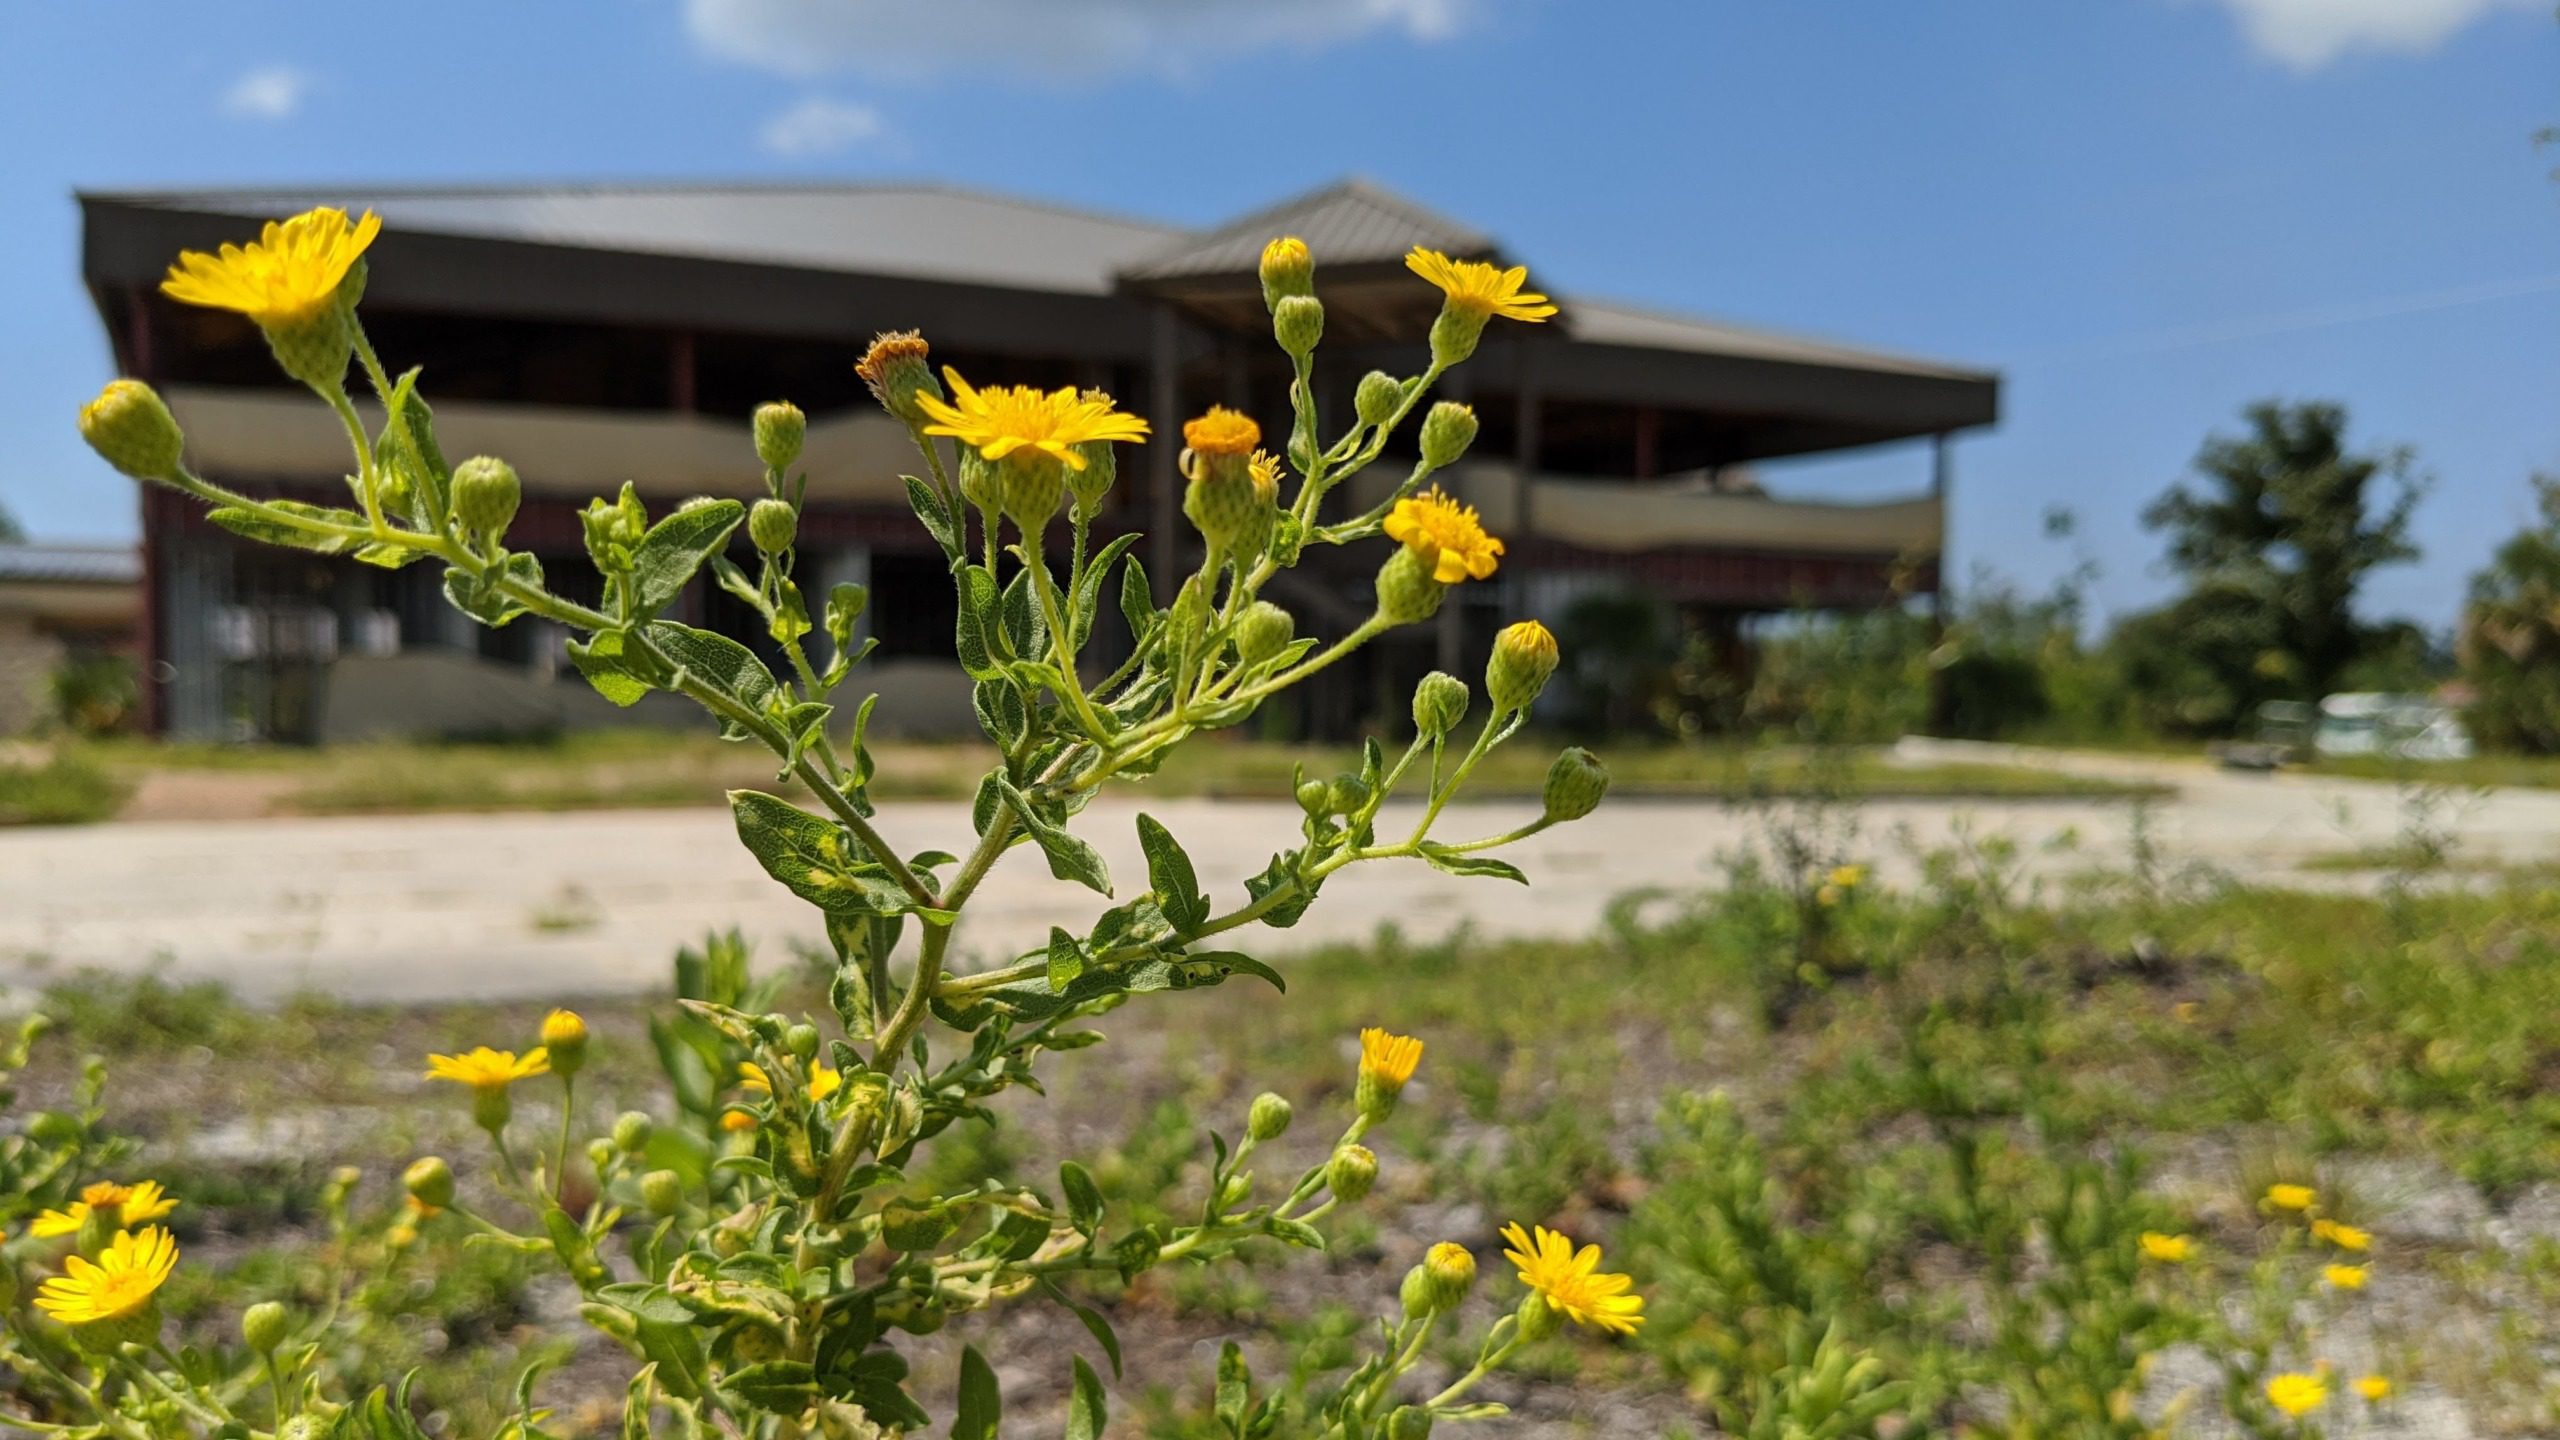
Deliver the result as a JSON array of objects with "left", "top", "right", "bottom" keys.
[
  {"left": 2324, "top": 1263, "right": 2368, "bottom": 1291},
  {"left": 739, "top": 1060, "right": 843, "bottom": 1103},
  {"left": 720, "top": 1109, "right": 759, "bottom": 1133},
  {"left": 424, "top": 1046, "right": 551, "bottom": 1091},
  {"left": 2354, "top": 1374, "right": 2391, "bottom": 1402},
  {"left": 2138, "top": 1231, "right": 2194, "bottom": 1264},
  {"left": 2265, "top": 1371, "right": 2327, "bottom": 1417},
  {"left": 2311, "top": 1218, "right": 2370, "bottom": 1252},
  {"left": 32, "top": 1180, "right": 179, "bottom": 1239},
  {"left": 160, "top": 207, "right": 380, "bottom": 329},
  {"left": 34, "top": 1226, "right": 179, "bottom": 1327},
  {"left": 916, "top": 368, "right": 1149, "bottom": 472},
  {"left": 1382, "top": 488, "right": 1504, "bottom": 585},
  {"left": 1183, "top": 407, "right": 1261, "bottom": 458},
  {"left": 1499, "top": 1222, "right": 1644, "bottom": 1335},
  {"left": 1828, "top": 864, "right": 1866, "bottom": 889},
  {"left": 2265, "top": 1183, "right": 2316, "bottom": 1212},
  {"left": 1358, "top": 1028, "right": 1424, "bottom": 1089},
  {"left": 1404, "top": 247, "right": 1557, "bottom": 323}
]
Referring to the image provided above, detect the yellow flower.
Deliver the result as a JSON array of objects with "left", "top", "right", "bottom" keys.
[
  {"left": 720, "top": 1109, "right": 759, "bottom": 1133},
  {"left": 1499, "top": 1222, "right": 1644, "bottom": 1335},
  {"left": 2324, "top": 1263, "right": 2368, "bottom": 1290},
  {"left": 1358, "top": 1028, "right": 1424, "bottom": 1089},
  {"left": 2265, "top": 1371, "right": 2327, "bottom": 1417},
  {"left": 1815, "top": 884, "right": 1844, "bottom": 908},
  {"left": 160, "top": 207, "right": 380, "bottom": 329},
  {"left": 1182, "top": 407, "right": 1261, "bottom": 458},
  {"left": 2265, "top": 1183, "right": 2316, "bottom": 1212},
  {"left": 1828, "top": 864, "right": 1866, "bottom": 889},
  {"left": 739, "top": 1060, "right": 843, "bottom": 1103},
  {"left": 32, "top": 1180, "right": 179, "bottom": 1239},
  {"left": 1404, "top": 247, "right": 1557, "bottom": 323},
  {"left": 34, "top": 1226, "right": 179, "bottom": 1327},
  {"left": 1248, "top": 451, "right": 1285, "bottom": 504},
  {"left": 2311, "top": 1218, "right": 2370, "bottom": 1252},
  {"left": 2354, "top": 1374, "right": 2391, "bottom": 1402},
  {"left": 424, "top": 1046, "right": 551, "bottom": 1091},
  {"left": 916, "top": 368, "right": 1149, "bottom": 471},
  {"left": 2138, "top": 1231, "right": 2194, "bottom": 1264},
  {"left": 1383, "top": 488, "right": 1504, "bottom": 584},
  {"left": 540, "top": 1009, "right": 587, "bottom": 1050}
]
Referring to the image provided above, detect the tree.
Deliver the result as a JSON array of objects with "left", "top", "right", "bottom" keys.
[
  {"left": 0, "top": 500, "right": 22, "bottom": 543},
  {"left": 2460, "top": 476, "right": 2560, "bottom": 752},
  {"left": 2120, "top": 401, "right": 2424, "bottom": 733}
]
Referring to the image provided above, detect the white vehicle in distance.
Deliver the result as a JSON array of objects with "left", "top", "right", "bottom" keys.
[{"left": 2313, "top": 692, "right": 2474, "bottom": 762}]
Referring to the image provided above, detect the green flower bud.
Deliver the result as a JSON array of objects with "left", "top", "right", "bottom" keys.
[
  {"left": 1412, "top": 671, "right": 1469, "bottom": 739},
  {"left": 1516, "top": 1291, "right": 1563, "bottom": 1343},
  {"left": 879, "top": 1200, "right": 956, "bottom": 1252},
  {"left": 1423, "top": 1241, "right": 1476, "bottom": 1311},
  {"left": 1247, "top": 1091, "right": 1293, "bottom": 1142},
  {"left": 78, "top": 380, "right": 186, "bottom": 482},
  {"left": 241, "top": 1301, "right": 290, "bottom": 1354},
  {"left": 1543, "top": 746, "right": 1610, "bottom": 822},
  {"left": 1001, "top": 455, "right": 1067, "bottom": 530},
  {"left": 1294, "top": 777, "right": 1331, "bottom": 816},
  {"left": 1234, "top": 601, "right": 1295, "bottom": 667},
  {"left": 1386, "top": 1407, "right": 1434, "bottom": 1440},
  {"left": 404, "top": 1156, "right": 456, "bottom": 1210},
  {"left": 1418, "top": 402, "right": 1479, "bottom": 470},
  {"left": 1400, "top": 1264, "right": 1436, "bottom": 1320},
  {"left": 1069, "top": 391, "right": 1124, "bottom": 516},
  {"left": 613, "top": 1111, "right": 655, "bottom": 1154},
  {"left": 472, "top": 1084, "right": 511, "bottom": 1134},
  {"left": 1273, "top": 294, "right": 1325, "bottom": 359},
  {"left": 1429, "top": 303, "right": 1491, "bottom": 369},
  {"left": 855, "top": 331, "right": 941, "bottom": 425},
  {"left": 1355, "top": 371, "right": 1402, "bottom": 427},
  {"left": 586, "top": 1137, "right": 617, "bottom": 1174},
  {"left": 262, "top": 302, "right": 357, "bottom": 394},
  {"left": 1217, "top": 1172, "right": 1253, "bottom": 1210},
  {"left": 640, "top": 1169, "right": 684, "bottom": 1217},
  {"left": 957, "top": 448, "right": 1002, "bottom": 514},
  {"left": 1328, "top": 1144, "right": 1378, "bottom": 1203},
  {"left": 749, "top": 498, "right": 798, "bottom": 555},
  {"left": 753, "top": 401, "right": 806, "bottom": 473},
  {"left": 452, "top": 456, "right": 522, "bottom": 540},
  {"left": 784, "top": 1023, "right": 822, "bottom": 1060},
  {"left": 75, "top": 1204, "right": 119, "bottom": 1260},
  {"left": 540, "top": 1008, "right": 588, "bottom": 1079},
  {"left": 1372, "top": 545, "right": 1448, "bottom": 626},
  {"left": 1259, "top": 236, "right": 1315, "bottom": 310},
  {"left": 1325, "top": 775, "right": 1370, "bottom": 817},
  {"left": 1486, "top": 619, "right": 1559, "bottom": 714}
]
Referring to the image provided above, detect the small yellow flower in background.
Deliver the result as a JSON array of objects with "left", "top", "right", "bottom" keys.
[
  {"left": 32, "top": 1180, "right": 180, "bottom": 1238},
  {"left": 1828, "top": 864, "right": 1866, "bottom": 889},
  {"left": 2324, "top": 1263, "right": 2368, "bottom": 1291},
  {"left": 2265, "top": 1182, "right": 2316, "bottom": 1212},
  {"left": 1404, "top": 247, "right": 1558, "bottom": 324},
  {"left": 2265, "top": 1371, "right": 2327, "bottom": 1417},
  {"left": 2138, "top": 1231, "right": 2194, "bottom": 1263},
  {"left": 2172, "top": 1000, "right": 2201, "bottom": 1023},
  {"left": 1355, "top": 1027, "right": 1424, "bottom": 1121},
  {"left": 2355, "top": 1374, "right": 2392, "bottom": 1402},
  {"left": 916, "top": 368, "right": 1150, "bottom": 472},
  {"left": 739, "top": 1060, "right": 842, "bottom": 1103},
  {"left": 1500, "top": 1222, "right": 1645, "bottom": 1336},
  {"left": 719, "top": 1109, "right": 759, "bottom": 1133},
  {"left": 1815, "top": 884, "right": 1845, "bottom": 908},
  {"left": 1259, "top": 236, "right": 1314, "bottom": 305},
  {"left": 34, "top": 1226, "right": 179, "bottom": 1327},
  {"left": 2311, "top": 1218, "right": 2370, "bottom": 1252},
  {"left": 425, "top": 1046, "right": 551, "bottom": 1091},
  {"left": 1182, "top": 407, "right": 1261, "bottom": 458},
  {"left": 541, "top": 1009, "right": 589, "bottom": 1078},
  {"left": 160, "top": 207, "right": 380, "bottom": 329},
  {"left": 1383, "top": 488, "right": 1505, "bottom": 584}
]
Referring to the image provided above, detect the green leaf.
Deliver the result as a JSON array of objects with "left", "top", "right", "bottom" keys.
[
  {"left": 1073, "top": 533, "right": 1144, "bottom": 650},
  {"left": 445, "top": 553, "right": 546, "bottom": 629},
  {"left": 1137, "top": 814, "right": 1208, "bottom": 933},
  {"left": 1118, "top": 556, "right": 1156, "bottom": 642},
  {"left": 1039, "top": 1279, "right": 1124, "bottom": 1380},
  {"left": 954, "top": 565, "right": 1004, "bottom": 679},
  {"left": 208, "top": 500, "right": 366, "bottom": 554},
  {"left": 620, "top": 1363, "right": 659, "bottom": 1440},
  {"left": 1243, "top": 853, "right": 1317, "bottom": 928},
  {"left": 951, "top": 1346, "right": 1000, "bottom": 1440},
  {"left": 1059, "top": 1160, "right": 1104, "bottom": 1236},
  {"left": 1214, "top": 1343, "right": 1252, "bottom": 1436},
  {"left": 769, "top": 578, "right": 811, "bottom": 646},
  {"left": 647, "top": 620, "right": 778, "bottom": 714},
  {"left": 1046, "top": 926, "right": 1086, "bottom": 992},
  {"left": 729, "top": 790, "right": 922, "bottom": 916},
  {"left": 1415, "top": 843, "right": 1530, "bottom": 884},
  {"left": 907, "top": 475, "right": 962, "bottom": 562},
  {"left": 375, "top": 367, "right": 452, "bottom": 530},
  {"left": 1181, "top": 950, "right": 1284, "bottom": 993},
  {"left": 630, "top": 501, "right": 744, "bottom": 618},
  {"left": 354, "top": 540, "right": 427, "bottom": 569},
  {"left": 567, "top": 631, "right": 655, "bottom": 707},
  {"left": 1264, "top": 1216, "right": 1326, "bottom": 1249},
  {"left": 1001, "top": 566, "right": 1049, "bottom": 658},
  {"left": 727, "top": 1360, "right": 817, "bottom": 1414},
  {"left": 997, "top": 778, "right": 1112, "bottom": 895},
  {"left": 1065, "top": 1355, "right": 1107, "bottom": 1440}
]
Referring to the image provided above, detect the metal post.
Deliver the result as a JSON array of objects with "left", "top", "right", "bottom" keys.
[
  {"left": 1515, "top": 346, "right": 1542, "bottom": 539},
  {"left": 1148, "top": 306, "right": 1181, "bottom": 602}
]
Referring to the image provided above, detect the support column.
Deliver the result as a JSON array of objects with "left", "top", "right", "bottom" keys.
[
  {"left": 670, "top": 330, "right": 698, "bottom": 414},
  {"left": 1514, "top": 347, "right": 1543, "bottom": 540},
  {"left": 1927, "top": 432, "right": 1953, "bottom": 734},
  {"left": 1148, "top": 307, "right": 1182, "bottom": 603}
]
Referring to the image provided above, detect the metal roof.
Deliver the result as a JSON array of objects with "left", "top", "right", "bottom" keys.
[
  {"left": 1567, "top": 297, "right": 1995, "bottom": 382},
  {"left": 1121, "top": 177, "right": 1495, "bottom": 282},
  {"left": 0, "top": 543, "right": 141, "bottom": 586}
]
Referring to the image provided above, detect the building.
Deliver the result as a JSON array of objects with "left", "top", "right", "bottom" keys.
[
  {"left": 77, "top": 179, "right": 1997, "bottom": 742},
  {"left": 0, "top": 543, "right": 141, "bottom": 735}
]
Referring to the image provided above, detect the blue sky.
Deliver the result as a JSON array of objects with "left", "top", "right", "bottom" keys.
[{"left": 2, "top": 0, "right": 2553, "bottom": 629}]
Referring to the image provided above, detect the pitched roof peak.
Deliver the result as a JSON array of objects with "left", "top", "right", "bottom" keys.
[{"left": 1122, "top": 176, "right": 1498, "bottom": 286}]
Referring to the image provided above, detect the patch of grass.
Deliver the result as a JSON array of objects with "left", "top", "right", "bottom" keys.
[{"left": 0, "top": 749, "right": 127, "bottom": 824}]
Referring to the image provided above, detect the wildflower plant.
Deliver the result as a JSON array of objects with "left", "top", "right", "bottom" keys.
[{"left": 36, "top": 214, "right": 1632, "bottom": 1437}]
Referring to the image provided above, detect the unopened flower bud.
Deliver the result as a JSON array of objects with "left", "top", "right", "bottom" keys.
[
  {"left": 1328, "top": 1144, "right": 1378, "bottom": 1203},
  {"left": 1372, "top": 545, "right": 1447, "bottom": 626},
  {"left": 784, "top": 1023, "right": 822, "bottom": 1060},
  {"left": 749, "top": 499, "right": 798, "bottom": 555},
  {"left": 1325, "top": 775, "right": 1370, "bottom": 817},
  {"left": 1412, "top": 671, "right": 1469, "bottom": 739},
  {"left": 1218, "top": 1172, "right": 1253, "bottom": 1210},
  {"left": 1423, "top": 1241, "right": 1476, "bottom": 1310},
  {"left": 753, "top": 401, "right": 806, "bottom": 473},
  {"left": 241, "top": 1300, "right": 290, "bottom": 1354},
  {"left": 641, "top": 1169, "right": 684, "bottom": 1217},
  {"left": 1516, "top": 1291, "right": 1563, "bottom": 1343},
  {"left": 1401, "top": 1264, "right": 1436, "bottom": 1319},
  {"left": 1419, "top": 402, "right": 1478, "bottom": 470},
  {"left": 855, "top": 331, "right": 941, "bottom": 425},
  {"left": 452, "top": 456, "right": 522, "bottom": 540},
  {"left": 1355, "top": 371, "right": 1402, "bottom": 426},
  {"left": 957, "top": 448, "right": 1001, "bottom": 514},
  {"left": 1069, "top": 391, "right": 1123, "bottom": 515},
  {"left": 1181, "top": 409, "right": 1267, "bottom": 553},
  {"left": 586, "top": 1137, "right": 617, "bottom": 1173},
  {"left": 1295, "top": 777, "right": 1331, "bottom": 816},
  {"left": 540, "top": 1008, "right": 588, "bottom": 1078},
  {"left": 78, "top": 381, "right": 186, "bottom": 482},
  {"left": 1487, "top": 619, "right": 1559, "bottom": 714},
  {"left": 1273, "top": 294, "right": 1325, "bottom": 359},
  {"left": 879, "top": 1199, "right": 956, "bottom": 1252},
  {"left": 1386, "top": 1406, "right": 1434, "bottom": 1440},
  {"left": 613, "top": 1111, "right": 654, "bottom": 1154},
  {"left": 1259, "top": 236, "right": 1315, "bottom": 310},
  {"left": 1234, "top": 602, "right": 1294, "bottom": 667},
  {"left": 1429, "top": 303, "right": 1491, "bottom": 369},
  {"left": 1247, "top": 1092, "right": 1293, "bottom": 1142},
  {"left": 404, "top": 1156, "right": 456, "bottom": 1210},
  {"left": 1543, "top": 747, "right": 1609, "bottom": 822}
]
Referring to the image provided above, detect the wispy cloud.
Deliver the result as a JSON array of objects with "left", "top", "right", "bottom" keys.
[
  {"left": 2207, "top": 0, "right": 2533, "bottom": 70},
  {"left": 220, "top": 63, "right": 310, "bottom": 121},
  {"left": 758, "top": 96, "right": 888, "bottom": 156},
  {"left": 687, "top": 0, "right": 1476, "bottom": 81}
]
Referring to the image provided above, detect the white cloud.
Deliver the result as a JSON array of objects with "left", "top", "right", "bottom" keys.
[
  {"left": 2210, "top": 0, "right": 2533, "bottom": 70},
  {"left": 220, "top": 64, "right": 310, "bottom": 121},
  {"left": 686, "top": 0, "right": 1476, "bottom": 81},
  {"left": 759, "top": 96, "right": 888, "bottom": 156}
]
